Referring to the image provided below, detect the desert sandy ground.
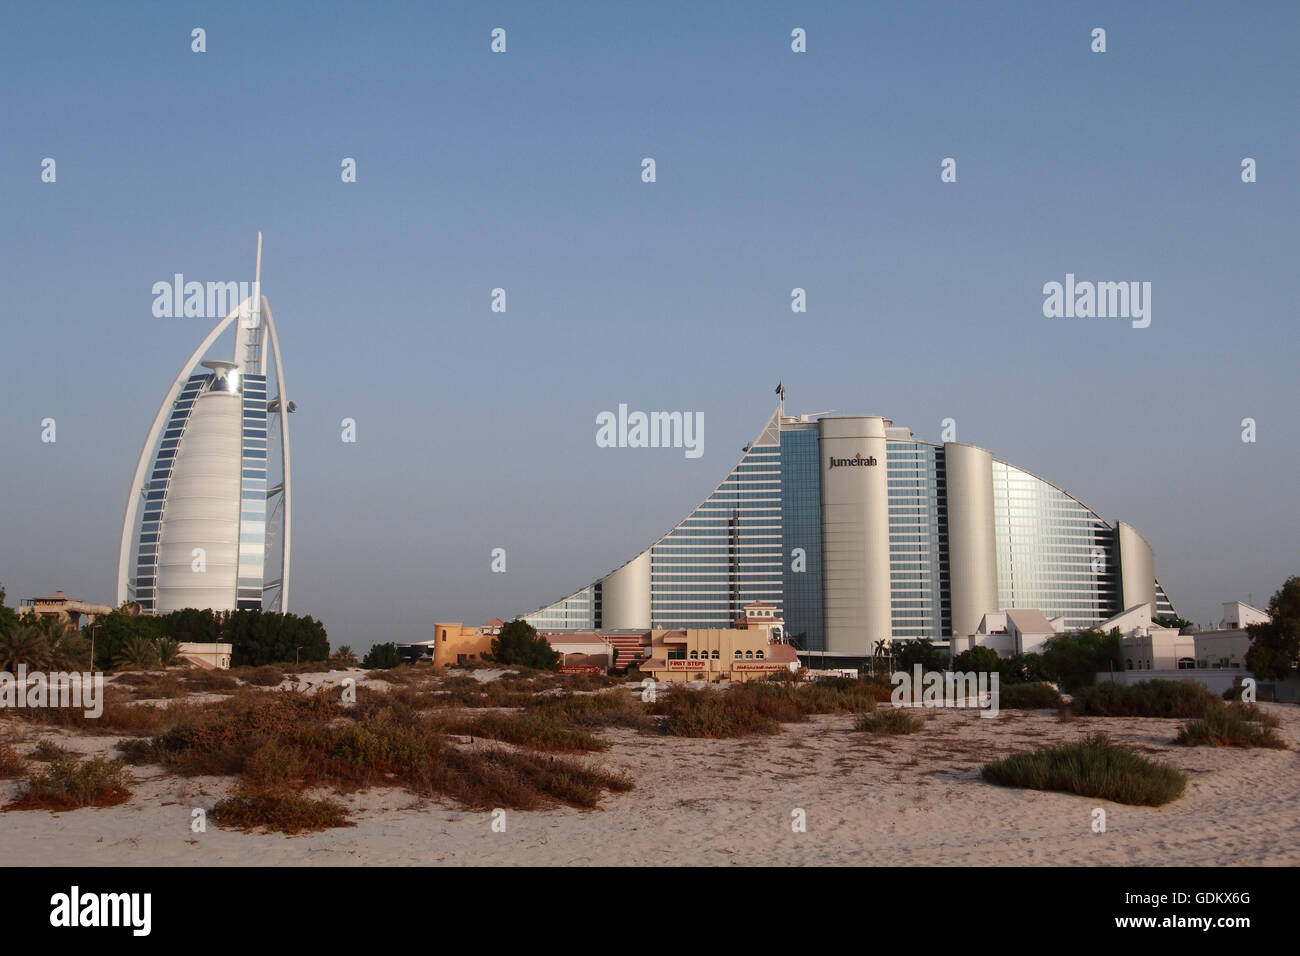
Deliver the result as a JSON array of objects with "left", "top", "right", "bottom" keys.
[{"left": 2, "top": 673, "right": 1297, "bottom": 866}]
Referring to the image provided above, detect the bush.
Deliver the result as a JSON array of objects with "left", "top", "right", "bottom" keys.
[
  {"left": 230, "top": 665, "right": 286, "bottom": 687},
  {"left": 1070, "top": 680, "right": 1222, "bottom": 718},
  {"left": 745, "top": 678, "right": 882, "bottom": 714},
  {"left": 212, "top": 786, "right": 352, "bottom": 834},
  {"left": 981, "top": 733, "right": 1186, "bottom": 806},
  {"left": 1175, "top": 706, "right": 1287, "bottom": 749},
  {"left": 117, "top": 686, "right": 635, "bottom": 819},
  {"left": 854, "top": 708, "right": 925, "bottom": 735},
  {"left": 651, "top": 686, "right": 791, "bottom": 737},
  {"left": 9, "top": 756, "right": 133, "bottom": 811},
  {"left": 182, "top": 670, "right": 240, "bottom": 693},
  {"left": 998, "top": 682, "right": 1064, "bottom": 709},
  {"left": 31, "top": 741, "right": 73, "bottom": 762},
  {"left": 0, "top": 743, "right": 27, "bottom": 778},
  {"left": 525, "top": 692, "right": 656, "bottom": 730},
  {"left": 362, "top": 643, "right": 403, "bottom": 670},
  {"left": 453, "top": 712, "right": 609, "bottom": 752}
]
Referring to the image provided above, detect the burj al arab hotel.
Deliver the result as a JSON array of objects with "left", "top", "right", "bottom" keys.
[{"left": 117, "top": 235, "right": 294, "bottom": 614}]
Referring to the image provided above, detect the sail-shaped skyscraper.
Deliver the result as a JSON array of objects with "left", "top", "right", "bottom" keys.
[{"left": 116, "top": 235, "right": 294, "bottom": 614}]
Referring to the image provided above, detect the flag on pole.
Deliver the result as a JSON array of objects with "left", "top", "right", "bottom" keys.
[{"left": 775, "top": 381, "right": 785, "bottom": 402}]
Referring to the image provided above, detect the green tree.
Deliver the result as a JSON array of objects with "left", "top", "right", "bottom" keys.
[
  {"left": 893, "top": 637, "right": 945, "bottom": 675},
  {"left": 952, "top": 646, "right": 1001, "bottom": 674},
  {"left": 1245, "top": 576, "right": 1300, "bottom": 680},
  {"left": 0, "top": 586, "right": 20, "bottom": 635},
  {"left": 999, "top": 651, "right": 1050, "bottom": 685},
  {"left": 362, "top": 642, "right": 402, "bottom": 669},
  {"left": 1155, "top": 615, "right": 1193, "bottom": 630},
  {"left": 485, "top": 620, "right": 561, "bottom": 670},
  {"left": 83, "top": 609, "right": 162, "bottom": 670},
  {"left": 1040, "top": 628, "right": 1122, "bottom": 692}
]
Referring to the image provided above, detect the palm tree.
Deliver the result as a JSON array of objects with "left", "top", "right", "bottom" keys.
[
  {"left": 30, "top": 615, "right": 90, "bottom": 670},
  {"left": 156, "top": 637, "right": 181, "bottom": 667},
  {"left": 114, "top": 635, "right": 161, "bottom": 669},
  {"left": 0, "top": 624, "right": 51, "bottom": 672}
]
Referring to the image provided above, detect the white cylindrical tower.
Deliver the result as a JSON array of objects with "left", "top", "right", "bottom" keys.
[
  {"left": 154, "top": 384, "right": 243, "bottom": 613},
  {"left": 819, "top": 416, "right": 891, "bottom": 655}
]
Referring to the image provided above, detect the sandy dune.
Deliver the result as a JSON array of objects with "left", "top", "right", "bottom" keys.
[{"left": 2, "top": 696, "right": 1296, "bottom": 866}]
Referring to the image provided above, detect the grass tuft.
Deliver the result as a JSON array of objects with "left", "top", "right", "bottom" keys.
[
  {"left": 981, "top": 733, "right": 1186, "bottom": 806},
  {"left": 1175, "top": 704, "right": 1287, "bottom": 749},
  {"left": 854, "top": 708, "right": 925, "bottom": 735}
]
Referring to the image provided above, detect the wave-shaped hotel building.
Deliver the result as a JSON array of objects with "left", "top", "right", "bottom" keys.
[
  {"left": 524, "top": 403, "right": 1175, "bottom": 659},
  {"left": 116, "top": 236, "right": 294, "bottom": 614}
]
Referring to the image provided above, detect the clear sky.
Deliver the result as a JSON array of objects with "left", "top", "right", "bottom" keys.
[{"left": 2, "top": 1, "right": 1297, "bottom": 650}]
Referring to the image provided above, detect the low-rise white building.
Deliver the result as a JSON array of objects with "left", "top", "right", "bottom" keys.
[{"left": 950, "top": 608, "right": 1065, "bottom": 658}]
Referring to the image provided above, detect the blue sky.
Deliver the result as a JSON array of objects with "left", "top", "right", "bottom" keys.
[{"left": 2, "top": 1, "right": 1297, "bottom": 648}]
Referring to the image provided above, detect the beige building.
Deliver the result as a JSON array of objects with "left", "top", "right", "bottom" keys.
[
  {"left": 177, "top": 643, "right": 232, "bottom": 670},
  {"left": 429, "top": 619, "right": 503, "bottom": 667},
  {"left": 642, "top": 602, "right": 800, "bottom": 683},
  {"left": 18, "top": 591, "right": 120, "bottom": 627}
]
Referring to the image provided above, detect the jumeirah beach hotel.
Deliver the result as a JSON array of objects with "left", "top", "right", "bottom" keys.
[
  {"left": 116, "top": 236, "right": 294, "bottom": 614},
  {"left": 523, "top": 401, "right": 1176, "bottom": 658}
]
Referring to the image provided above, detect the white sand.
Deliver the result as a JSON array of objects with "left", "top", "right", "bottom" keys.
[{"left": 2, "top": 698, "right": 1296, "bottom": 866}]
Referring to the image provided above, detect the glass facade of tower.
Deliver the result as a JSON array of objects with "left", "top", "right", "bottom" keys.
[
  {"left": 521, "top": 409, "right": 1175, "bottom": 647},
  {"left": 780, "top": 425, "right": 824, "bottom": 651},
  {"left": 236, "top": 373, "right": 269, "bottom": 610},
  {"left": 524, "top": 585, "right": 597, "bottom": 630},
  {"left": 649, "top": 441, "right": 783, "bottom": 628},
  {"left": 133, "top": 373, "right": 209, "bottom": 613},
  {"left": 992, "top": 460, "right": 1119, "bottom": 629},
  {"left": 887, "top": 442, "right": 950, "bottom": 640}
]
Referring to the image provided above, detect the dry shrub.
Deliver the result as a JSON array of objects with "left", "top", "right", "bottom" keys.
[
  {"left": 11, "top": 687, "right": 209, "bottom": 736},
  {"left": 650, "top": 686, "right": 792, "bottom": 738},
  {"left": 181, "top": 670, "right": 240, "bottom": 693},
  {"left": 212, "top": 785, "right": 351, "bottom": 834},
  {"left": 7, "top": 756, "right": 133, "bottom": 811},
  {"left": 0, "top": 743, "right": 27, "bottom": 778},
  {"left": 453, "top": 712, "right": 609, "bottom": 752},
  {"left": 229, "top": 666, "right": 285, "bottom": 687},
  {"left": 525, "top": 691, "right": 655, "bottom": 730},
  {"left": 31, "top": 741, "right": 73, "bottom": 762},
  {"left": 123, "top": 674, "right": 186, "bottom": 699}
]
